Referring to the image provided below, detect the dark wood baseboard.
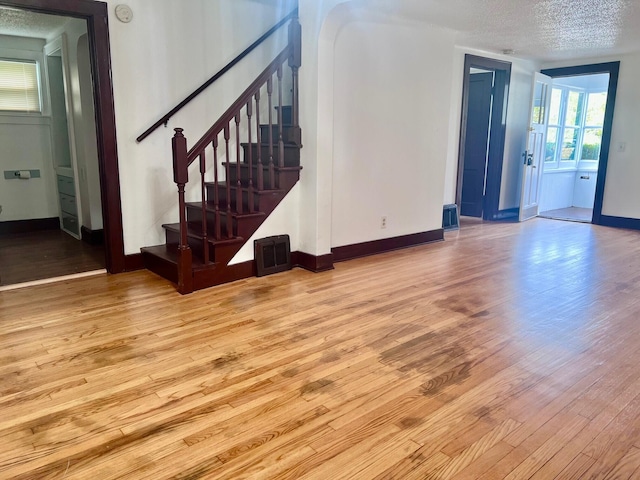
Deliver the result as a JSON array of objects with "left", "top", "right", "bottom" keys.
[
  {"left": 207, "top": 260, "right": 256, "bottom": 287},
  {"left": 292, "top": 251, "right": 334, "bottom": 272},
  {"left": 124, "top": 253, "right": 145, "bottom": 272},
  {"left": 491, "top": 208, "right": 519, "bottom": 221},
  {"left": 331, "top": 229, "right": 444, "bottom": 263},
  {"left": 0, "top": 217, "right": 59, "bottom": 235},
  {"left": 81, "top": 226, "right": 104, "bottom": 245},
  {"left": 598, "top": 214, "right": 640, "bottom": 231}
]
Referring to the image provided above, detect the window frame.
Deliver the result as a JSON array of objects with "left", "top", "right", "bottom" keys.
[{"left": 545, "top": 85, "right": 607, "bottom": 171}]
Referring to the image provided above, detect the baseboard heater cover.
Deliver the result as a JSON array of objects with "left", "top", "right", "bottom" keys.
[{"left": 255, "top": 235, "right": 292, "bottom": 277}]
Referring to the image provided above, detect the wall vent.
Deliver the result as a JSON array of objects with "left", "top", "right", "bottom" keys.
[
  {"left": 255, "top": 235, "right": 291, "bottom": 277},
  {"left": 443, "top": 204, "right": 459, "bottom": 231}
]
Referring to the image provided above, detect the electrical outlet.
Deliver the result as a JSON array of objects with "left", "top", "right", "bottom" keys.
[{"left": 381, "top": 216, "right": 387, "bottom": 229}]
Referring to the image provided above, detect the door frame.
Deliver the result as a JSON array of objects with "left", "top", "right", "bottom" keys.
[
  {"left": 541, "top": 62, "right": 620, "bottom": 226},
  {"left": 0, "top": 0, "right": 125, "bottom": 273},
  {"left": 456, "top": 54, "right": 512, "bottom": 220}
]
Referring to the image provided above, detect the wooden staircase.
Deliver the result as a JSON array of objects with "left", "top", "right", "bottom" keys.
[{"left": 141, "top": 15, "right": 302, "bottom": 294}]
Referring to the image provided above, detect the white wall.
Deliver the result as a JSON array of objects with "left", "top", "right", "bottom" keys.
[
  {"left": 0, "top": 35, "right": 58, "bottom": 222},
  {"left": 542, "top": 53, "right": 640, "bottom": 220},
  {"left": 330, "top": 19, "right": 456, "bottom": 247},
  {"left": 443, "top": 46, "right": 538, "bottom": 211}
]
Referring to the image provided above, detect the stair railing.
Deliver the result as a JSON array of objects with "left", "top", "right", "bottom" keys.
[{"left": 171, "top": 14, "right": 301, "bottom": 292}]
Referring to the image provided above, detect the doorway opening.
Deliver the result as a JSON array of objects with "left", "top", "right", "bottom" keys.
[
  {"left": 456, "top": 54, "right": 511, "bottom": 221},
  {"left": 539, "top": 62, "right": 620, "bottom": 226},
  {"left": 0, "top": 0, "right": 125, "bottom": 286},
  {"left": 537, "top": 73, "right": 610, "bottom": 223}
]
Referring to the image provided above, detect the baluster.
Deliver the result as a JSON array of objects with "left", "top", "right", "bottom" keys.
[
  {"left": 255, "top": 91, "right": 264, "bottom": 191},
  {"left": 212, "top": 135, "right": 221, "bottom": 240},
  {"left": 267, "top": 77, "right": 275, "bottom": 189},
  {"left": 172, "top": 128, "right": 193, "bottom": 294},
  {"left": 246, "top": 101, "right": 254, "bottom": 213},
  {"left": 224, "top": 124, "right": 233, "bottom": 239},
  {"left": 288, "top": 13, "right": 302, "bottom": 146},
  {"left": 277, "top": 65, "right": 285, "bottom": 170},
  {"left": 199, "top": 151, "right": 209, "bottom": 264},
  {"left": 235, "top": 112, "right": 243, "bottom": 215}
]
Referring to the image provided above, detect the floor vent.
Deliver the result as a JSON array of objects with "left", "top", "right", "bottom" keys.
[
  {"left": 443, "top": 204, "right": 459, "bottom": 231},
  {"left": 255, "top": 235, "right": 292, "bottom": 277}
]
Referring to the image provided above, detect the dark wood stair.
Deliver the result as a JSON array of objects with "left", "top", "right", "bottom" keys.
[{"left": 142, "top": 125, "right": 302, "bottom": 292}]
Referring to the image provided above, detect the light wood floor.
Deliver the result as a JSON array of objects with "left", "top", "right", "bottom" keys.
[{"left": 1, "top": 218, "right": 640, "bottom": 479}]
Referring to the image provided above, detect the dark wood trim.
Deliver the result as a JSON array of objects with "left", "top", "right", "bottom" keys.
[
  {"left": 331, "top": 230, "right": 444, "bottom": 263},
  {"left": 124, "top": 253, "right": 144, "bottom": 272},
  {"left": 541, "top": 62, "right": 620, "bottom": 226},
  {"left": 598, "top": 215, "right": 640, "bottom": 231},
  {"left": 0, "top": 0, "right": 125, "bottom": 275},
  {"left": 136, "top": 8, "right": 298, "bottom": 143},
  {"left": 0, "top": 217, "right": 59, "bottom": 235},
  {"left": 456, "top": 55, "right": 512, "bottom": 221},
  {"left": 292, "top": 252, "right": 334, "bottom": 272},
  {"left": 81, "top": 226, "right": 104, "bottom": 245}
]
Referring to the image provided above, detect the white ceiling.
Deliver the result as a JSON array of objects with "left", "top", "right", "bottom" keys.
[
  {"left": 2, "top": 1, "right": 640, "bottom": 62},
  {"left": 352, "top": 0, "right": 640, "bottom": 61},
  {"left": 0, "top": 6, "right": 69, "bottom": 40}
]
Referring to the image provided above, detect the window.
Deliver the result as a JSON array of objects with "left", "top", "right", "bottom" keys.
[
  {"left": 0, "top": 59, "right": 41, "bottom": 113},
  {"left": 545, "top": 85, "right": 606, "bottom": 170}
]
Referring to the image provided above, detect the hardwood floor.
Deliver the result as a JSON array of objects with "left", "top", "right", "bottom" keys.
[
  {"left": 539, "top": 207, "right": 593, "bottom": 223},
  {"left": 1, "top": 218, "right": 640, "bottom": 479},
  {"left": 0, "top": 230, "right": 105, "bottom": 287}
]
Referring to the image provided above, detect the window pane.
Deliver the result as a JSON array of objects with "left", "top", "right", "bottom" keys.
[
  {"left": 561, "top": 127, "right": 578, "bottom": 161},
  {"left": 586, "top": 92, "right": 607, "bottom": 126},
  {"left": 565, "top": 91, "right": 584, "bottom": 127},
  {"left": 581, "top": 128, "right": 602, "bottom": 160},
  {"left": 0, "top": 59, "right": 41, "bottom": 112},
  {"left": 546, "top": 127, "right": 558, "bottom": 162},
  {"left": 549, "top": 88, "right": 562, "bottom": 125},
  {"left": 531, "top": 81, "right": 547, "bottom": 125}
]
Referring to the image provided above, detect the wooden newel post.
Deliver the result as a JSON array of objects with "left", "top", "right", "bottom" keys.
[
  {"left": 288, "top": 14, "right": 302, "bottom": 147},
  {"left": 172, "top": 128, "right": 193, "bottom": 294}
]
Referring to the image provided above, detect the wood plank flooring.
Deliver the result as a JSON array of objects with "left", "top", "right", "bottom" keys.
[
  {"left": 0, "top": 230, "right": 105, "bottom": 286},
  {"left": 1, "top": 218, "right": 640, "bottom": 479}
]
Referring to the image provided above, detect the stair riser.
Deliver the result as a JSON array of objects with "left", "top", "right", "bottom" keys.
[
  {"left": 165, "top": 230, "right": 239, "bottom": 265},
  {"left": 241, "top": 144, "right": 300, "bottom": 168},
  {"left": 206, "top": 185, "right": 262, "bottom": 213},
  {"left": 229, "top": 164, "right": 300, "bottom": 191},
  {"left": 228, "top": 165, "right": 277, "bottom": 190},
  {"left": 186, "top": 206, "right": 266, "bottom": 241},
  {"left": 259, "top": 125, "right": 299, "bottom": 145},
  {"left": 207, "top": 185, "right": 284, "bottom": 214}
]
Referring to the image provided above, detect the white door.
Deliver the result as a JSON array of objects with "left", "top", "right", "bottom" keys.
[{"left": 519, "top": 72, "right": 553, "bottom": 221}]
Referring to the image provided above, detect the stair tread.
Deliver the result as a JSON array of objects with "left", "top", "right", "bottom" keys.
[
  {"left": 221, "top": 162, "right": 302, "bottom": 172},
  {"left": 240, "top": 142, "right": 300, "bottom": 149},
  {"left": 141, "top": 245, "right": 214, "bottom": 270},
  {"left": 161, "top": 224, "right": 245, "bottom": 245},
  {"left": 205, "top": 181, "right": 284, "bottom": 195},
  {"left": 184, "top": 201, "right": 266, "bottom": 219}
]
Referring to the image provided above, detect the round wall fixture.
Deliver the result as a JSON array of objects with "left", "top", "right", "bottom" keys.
[{"left": 115, "top": 4, "right": 133, "bottom": 23}]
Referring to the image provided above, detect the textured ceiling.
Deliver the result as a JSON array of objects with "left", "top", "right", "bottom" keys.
[
  {"left": 0, "top": 7, "right": 68, "bottom": 39},
  {"left": 355, "top": 0, "right": 640, "bottom": 61}
]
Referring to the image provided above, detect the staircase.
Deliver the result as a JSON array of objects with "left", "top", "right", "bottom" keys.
[{"left": 140, "top": 15, "right": 302, "bottom": 294}]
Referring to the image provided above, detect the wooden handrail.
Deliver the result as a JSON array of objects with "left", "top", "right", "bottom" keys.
[
  {"left": 136, "top": 8, "right": 298, "bottom": 143},
  {"left": 186, "top": 46, "right": 291, "bottom": 164}
]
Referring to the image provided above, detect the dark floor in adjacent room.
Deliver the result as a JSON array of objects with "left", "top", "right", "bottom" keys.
[{"left": 0, "top": 229, "right": 105, "bottom": 286}]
